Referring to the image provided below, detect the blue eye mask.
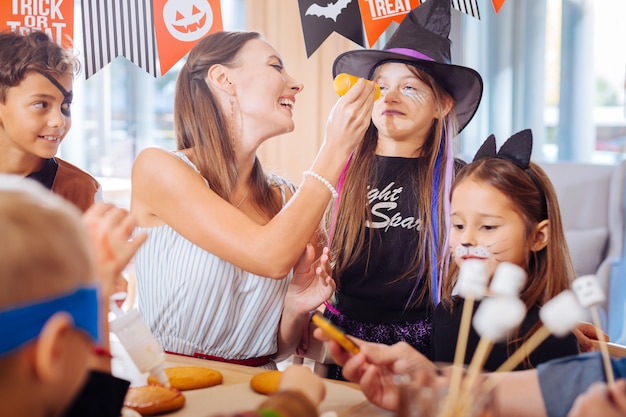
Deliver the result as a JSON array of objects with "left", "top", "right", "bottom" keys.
[{"left": 0, "top": 286, "right": 100, "bottom": 356}]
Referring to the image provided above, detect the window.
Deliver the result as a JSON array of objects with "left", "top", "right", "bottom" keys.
[{"left": 60, "top": 1, "right": 626, "bottom": 197}]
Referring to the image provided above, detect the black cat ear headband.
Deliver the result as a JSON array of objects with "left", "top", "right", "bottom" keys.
[{"left": 472, "top": 129, "right": 548, "bottom": 219}]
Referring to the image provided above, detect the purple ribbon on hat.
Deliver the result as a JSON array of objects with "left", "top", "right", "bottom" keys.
[{"left": 387, "top": 48, "right": 435, "bottom": 62}]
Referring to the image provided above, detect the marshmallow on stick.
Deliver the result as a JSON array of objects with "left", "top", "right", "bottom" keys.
[
  {"left": 465, "top": 263, "right": 528, "bottom": 379},
  {"left": 449, "top": 296, "right": 526, "bottom": 417},
  {"left": 469, "top": 296, "right": 527, "bottom": 374},
  {"left": 489, "top": 262, "right": 527, "bottom": 297},
  {"left": 572, "top": 274, "right": 615, "bottom": 386},
  {"left": 495, "top": 290, "right": 585, "bottom": 374},
  {"left": 453, "top": 260, "right": 489, "bottom": 371},
  {"left": 443, "top": 259, "right": 489, "bottom": 417}
]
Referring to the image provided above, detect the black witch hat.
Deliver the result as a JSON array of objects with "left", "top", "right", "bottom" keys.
[{"left": 332, "top": 0, "right": 483, "bottom": 132}]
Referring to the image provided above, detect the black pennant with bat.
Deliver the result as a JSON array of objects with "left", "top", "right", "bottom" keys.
[
  {"left": 298, "top": 0, "right": 365, "bottom": 57},
  {"left": 305, "top": 0, "right": 351, "bottom": 22}
]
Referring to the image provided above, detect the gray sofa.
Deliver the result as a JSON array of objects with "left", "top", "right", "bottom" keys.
[{"left": 540, "top": 160, "right": 626, "bottom": 341}]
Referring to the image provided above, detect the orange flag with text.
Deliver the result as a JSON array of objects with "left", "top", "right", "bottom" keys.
[
  {"left": 0, "top": 0, "right": 74, "bottom": 47},
  {"left": 359, "top": 0, "right": 421, "bottom": 47},
  {"left": 153, "top": 0, "right": 223, "bottom": 76}
]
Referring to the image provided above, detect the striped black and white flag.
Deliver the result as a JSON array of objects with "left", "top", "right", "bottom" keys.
[
  {"left": 451, "top": 0, "right": 481, "bottom": 19},
  {"left": 80, "top": 0, "right": 159, "bottom": 79},
  {"left": 419, "top": 0, "right": 481, "bottom": 19}
]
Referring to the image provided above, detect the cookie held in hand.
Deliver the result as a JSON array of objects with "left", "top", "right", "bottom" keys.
[{"left": 147, "top": 366, "right": 223, "bottom": 390}]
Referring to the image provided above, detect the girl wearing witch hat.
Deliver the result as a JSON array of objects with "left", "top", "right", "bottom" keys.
[{"left": 321, "top": 0, "right": 483, "bottom": 380}]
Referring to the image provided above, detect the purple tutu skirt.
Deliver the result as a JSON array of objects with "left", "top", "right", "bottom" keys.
[{"left": 323, "top": 309, "right": 432, "bottom": 381}]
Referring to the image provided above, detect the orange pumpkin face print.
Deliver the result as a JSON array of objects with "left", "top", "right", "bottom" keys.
[
  {"left": 154, "top": 0, "right": 222, "bottom": 75},
  {"left": 163, "top": 0, "right": 213, "bottom": 41}
]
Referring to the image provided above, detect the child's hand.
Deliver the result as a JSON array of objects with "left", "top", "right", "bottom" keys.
[
  {"left": 279, "top": 365, "right": 326, "bottom": 407},
  {"left": 82, "top": 203, "right": 147, "bottom": 296},
  {"left": 288, "top": 245, "right": 336, "bottom": 314},
  {"left": 313, "top": 331, "right": 433, "bottom": 412},
  {"left": 573, "top": 321, "right": 609, "bottom": 352}
]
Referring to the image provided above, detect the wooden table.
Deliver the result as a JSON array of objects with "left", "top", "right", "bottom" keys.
[{"left": 111, "top": 338, "right": 393, "bottom": 417}]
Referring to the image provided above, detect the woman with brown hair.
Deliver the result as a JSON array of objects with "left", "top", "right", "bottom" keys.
[{"left": 130, "top": 30, "right": 376, "bottom": 367}]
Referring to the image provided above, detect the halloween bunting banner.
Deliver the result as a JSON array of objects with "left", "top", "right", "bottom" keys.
[
  {"left": 80, "top": 0, "right": 222, "bottom": 79},
  {"left": 298, "top": 0, "right": 366, "bottom": 58},
  {"left": 359, "top": 0, "right": 421, "bottom": 48},
  {"left": 153, "top": 0, "right": 223, "bottom": 76},
  {"left": 297, "top": 0, "right": 497, "bottom": 57},
  {"left": 81, "top": 0, "right": 158, "bottom": 79},
  {"left": 451, "top": 0, "right": 481, "bottom": 19},
  {"left": 2, "top": 0, "right": 505, "bottom": 78},
  {"left": 0, "top": 0, "right": 74, "bottom": 47}
]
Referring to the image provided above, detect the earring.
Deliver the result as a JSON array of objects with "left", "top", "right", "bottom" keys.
[{"left": 229, "top": 95, "right": 235, "bottom": 145}]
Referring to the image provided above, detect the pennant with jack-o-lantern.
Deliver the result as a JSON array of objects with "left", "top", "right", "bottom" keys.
[
  {"left": 153, "top": 0, "right": 223, "bottom": 76},
  {"left": 359, "top": 0, "right": 421, "bottom": 47},
  {"left": 0, "top": 0, "right": 74, "bottom": 47}
]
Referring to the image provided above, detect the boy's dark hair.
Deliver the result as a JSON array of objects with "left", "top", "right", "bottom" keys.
[{"left": 0, "top": 31, "right": 79, "bottom": 103}]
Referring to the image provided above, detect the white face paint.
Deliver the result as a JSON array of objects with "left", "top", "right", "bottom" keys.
[
  {"left": 379, "top": 84, "right": 429, "bottom": 102},
  {"left": 454, "top": 244, "right": 491, "bottom": 259}
]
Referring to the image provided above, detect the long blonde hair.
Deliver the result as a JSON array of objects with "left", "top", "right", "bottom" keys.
[{"left": 328, "top": 64, "right": 458, "bottom": 308}]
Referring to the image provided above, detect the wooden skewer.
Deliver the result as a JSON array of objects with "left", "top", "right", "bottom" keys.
[
  {"left": 590, "top": 306, "right": 615, "bottom": 386},
  {"left": 450, "top": 337, "right": 494, "bottom": 417},
  {"left": 495, "top": 325, "right": 551, "bottom": 373},
  {"left": 463, "top": 337, "right": 494, "bottom": 390},
  {"left": 440, "top": 296, "right": 476, "bottom": 417},
  {"left": 473, "top": 325, "right": 553, "bottom": 397}
]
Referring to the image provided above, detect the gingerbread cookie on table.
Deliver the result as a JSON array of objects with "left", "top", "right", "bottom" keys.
[
  {"left": 250, "top": 370, "right": 283, "bottom": 395},
  {"left": 123, "top": 385, "right": 185, "bottom": 415},
  {"left": 147, "top": 366, "right": 223, "bottom": 391}
]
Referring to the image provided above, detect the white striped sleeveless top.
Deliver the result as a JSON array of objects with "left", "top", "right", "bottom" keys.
[{"left": 135, "top": 152, "right": 295, "bottom": 361}]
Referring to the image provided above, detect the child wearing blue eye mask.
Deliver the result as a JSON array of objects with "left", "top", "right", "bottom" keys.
[
  {"left": 0, "top": 177, "right": 132, "bottom": 417},
  {"left": 0, "top": 31, "right": 101, "bottom": 213}
]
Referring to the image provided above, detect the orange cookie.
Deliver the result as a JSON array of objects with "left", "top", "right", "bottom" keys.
[
  {"left": 147, "top": 366, "right": 223, "bottom": 391},
  {"left": 250, "top": 370, "right": 282, "bottom": 395},
  {"left": 123, "top": 385, "right": 185, "bottom": 416}
]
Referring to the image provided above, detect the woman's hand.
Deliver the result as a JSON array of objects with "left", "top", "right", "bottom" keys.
[{"left": 324, "top": 77, "right": 377, "bottom": 154}]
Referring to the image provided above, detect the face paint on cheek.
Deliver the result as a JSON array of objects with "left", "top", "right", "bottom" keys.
[
  {"left": 403, "top": 87, "right": 429, "bottom": 103},
  {"left": 486, "top": 239, "right": 517, "bottom": 262}
]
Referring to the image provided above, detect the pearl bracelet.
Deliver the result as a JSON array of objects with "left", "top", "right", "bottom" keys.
[{"left": 303, "top": 170, "right": 338, "bottom": 200}]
